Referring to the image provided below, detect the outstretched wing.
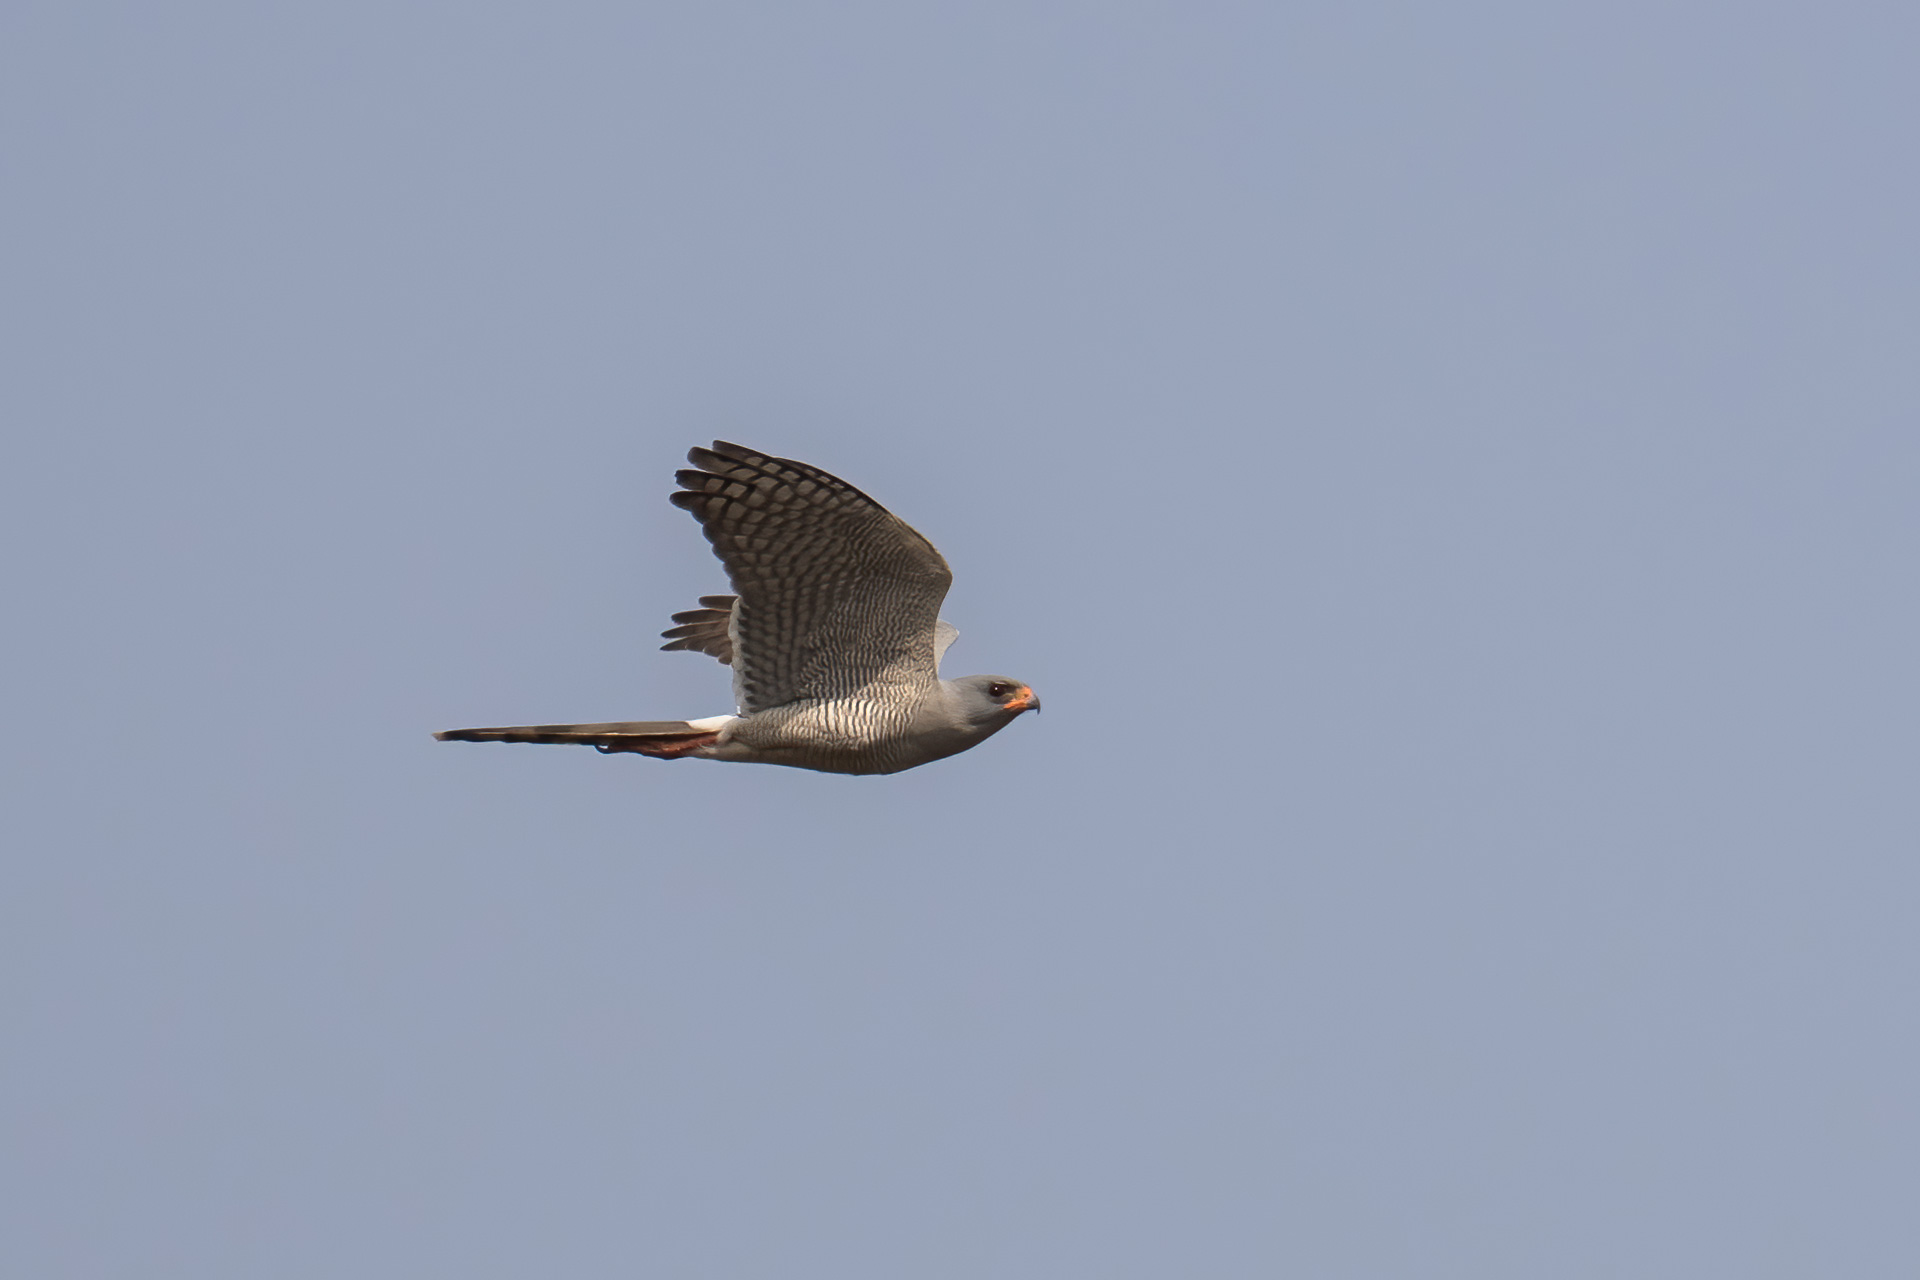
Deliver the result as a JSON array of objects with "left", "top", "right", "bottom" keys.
[
  {"left": 669, "top": 441, "right": 952, "bottom": 714},
  {"left": 662, "top": 595, "right": 960, "bottom": 675}
]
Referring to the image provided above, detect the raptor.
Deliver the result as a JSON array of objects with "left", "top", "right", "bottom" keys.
[{"left": 435, "top": 441, "right": 1039, "bottom": 774}]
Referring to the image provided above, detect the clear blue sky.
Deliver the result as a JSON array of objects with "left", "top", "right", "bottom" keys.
[{"left": 6, "top": 2, "right": 1916, "bottom": 1276}]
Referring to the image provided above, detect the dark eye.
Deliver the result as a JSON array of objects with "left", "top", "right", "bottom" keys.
[{"left": 987, "top": 682, "right": 1012, "bottom": 699}]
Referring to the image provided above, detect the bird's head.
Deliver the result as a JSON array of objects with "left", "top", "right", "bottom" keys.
[{"left": 950, "top": 675, "right": 1041, "bottom": 727}]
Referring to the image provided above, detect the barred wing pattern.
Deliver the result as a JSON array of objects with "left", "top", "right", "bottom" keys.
[
  {"left": 659, "top": 594, "right": 737, "bottom": 665},
  {"left": 669, "top": 442, "right": 953, "bottom": 715}
]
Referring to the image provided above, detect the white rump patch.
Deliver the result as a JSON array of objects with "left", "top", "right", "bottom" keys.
[{"left": 685, "top": 715, "right": 740, "bottom": 731}]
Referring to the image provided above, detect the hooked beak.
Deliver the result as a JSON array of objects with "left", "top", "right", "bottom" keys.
[{"left": 1006, "top": 686, "right": 1040, "bottom": 713}]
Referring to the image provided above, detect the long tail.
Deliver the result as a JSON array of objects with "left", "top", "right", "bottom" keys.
[{"left": 434, "top": 716, "right": 733, "bottom": 759}]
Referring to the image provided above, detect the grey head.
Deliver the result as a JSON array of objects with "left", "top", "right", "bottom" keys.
[{"left": 945, "top": 674, "right": 1042, "bottom": 730}]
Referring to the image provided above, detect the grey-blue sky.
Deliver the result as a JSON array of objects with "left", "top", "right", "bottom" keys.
[{"left": 5, "top": 1, "right": 1916, "bottom": 1276}]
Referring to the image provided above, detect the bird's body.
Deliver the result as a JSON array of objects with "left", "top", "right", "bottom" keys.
[{"left": 436, "top": 441, "right": 1038, "bottom": 774}]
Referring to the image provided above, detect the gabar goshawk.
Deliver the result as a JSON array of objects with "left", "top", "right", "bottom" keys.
[{"left": 435, "top": 441, "right": 1039, "bottom": 774}]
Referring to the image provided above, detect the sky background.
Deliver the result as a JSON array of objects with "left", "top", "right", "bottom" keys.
[{"left": 6, "top": 2, "right": 1917, "bottom": 1276}]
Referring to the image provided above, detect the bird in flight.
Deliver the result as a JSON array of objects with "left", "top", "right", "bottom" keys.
[{"left": 436, "top": 441, "right": 1039, "bottom": 774}]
